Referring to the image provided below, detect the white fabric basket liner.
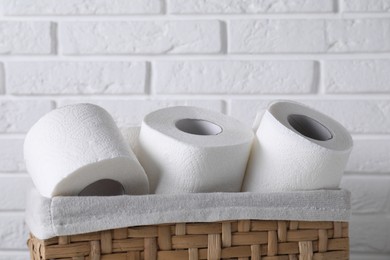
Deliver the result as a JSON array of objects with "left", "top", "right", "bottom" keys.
[{"left": 26, "top": 188, "right": 350, "bottom": 240}]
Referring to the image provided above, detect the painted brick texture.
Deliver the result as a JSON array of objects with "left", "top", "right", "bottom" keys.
[
  {"left": 0, "top": 100, "right": 54, "bottom": 133},
  {"left": 7, "top": 62, "right": 147, "bottom": 94},
  {"left": 3, "top": 0, "right": 162, "bottom": 15},
  {"left": 324, "top": 60, "right": 390, "bottom": 93},
  {"left": 59, "top": 21, "right": 222, "bottom": 54},
  {"left": 168, "top": 0, "right": 335, "bottom": 14},
  {"left": 0, "top": 1, "right": 389, "bottom": 259},
  {"left": 154, "top": 61, "right": 317, "bottom": 94},
  {"left": 229, "top": 19, "right": 390, "bottom": 53},
  {"left": 343, "top": 0, "right": 390, "bottom": 12},
  {"left": 0, "top": 22, "right": 52, "bottom": 54}
]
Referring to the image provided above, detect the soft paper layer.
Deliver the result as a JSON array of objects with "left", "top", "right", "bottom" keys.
[{"left": 24, "top": 103, "right": 149, "bottom": 197}]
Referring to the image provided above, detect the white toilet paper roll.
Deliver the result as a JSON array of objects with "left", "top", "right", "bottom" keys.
[
  {"left": 24, "top": 103, "right": 149, "bottom": 198},
  {"left": 242, "top": 100, "right": 353, "bottom": 192},
  {"left": 137, "top": 106, "right": 254, "bottom": 194},
  {"left": 120, "top": 126, "right": 141, "bottom": 154}
]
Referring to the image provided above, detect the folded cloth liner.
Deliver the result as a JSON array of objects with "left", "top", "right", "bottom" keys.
[{"left": 26, "top": 188, "right": 350, "bottom": 240}]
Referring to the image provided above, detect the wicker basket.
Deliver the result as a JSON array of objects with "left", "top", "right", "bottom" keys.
[{"left": 28, "top": 220, "right": 349, "bottom": 260}]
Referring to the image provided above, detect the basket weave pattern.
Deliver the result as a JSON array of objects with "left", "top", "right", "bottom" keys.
[{"left": 28, "top": 220, "right": 349, "bottom": 260}]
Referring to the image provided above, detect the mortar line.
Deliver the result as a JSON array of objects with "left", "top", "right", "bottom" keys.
[
  {"left": 2, "top": 94, "right": 390, "bottom": 99},
  {"left": 3, "top": 13, "right": 390, "bottom": 20},
  {"left": 2, "top": 53, "right": 390, "bottom": 61}
]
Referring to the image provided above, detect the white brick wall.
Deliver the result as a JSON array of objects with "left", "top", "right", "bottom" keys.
[
  {"left": 324, "top": 60, "right": 390, "bottom": 93},
  {"left": 0, "top": 175, "right": 32, "bottom": 210},
  {"left": 229, "top": 20, "right": 326, "bottom": 53},
  {"left": 0, "top": 213, "right": 30, "bottom": 250},
  {"left": 7, "top": 62, "right": 147, "bottom": 94},
  {"left": 154, "top": 61, "right": 317, "bottom": 94},
  {"left": 0, "top": 138, "right": 25, "bottom": 172},
  {"left": 0, "top": 1, "right": 389, "bottom": 259},
  {"left": 3, "top": 0, "right": 162, "bottom": 15},
  {"left": 0, "top": 100, "right": 54, "bottom": 132},
  {"left": 343, "top": 0, "right": 390, "bottom": 13},
  {"left": 0, "top": 22, "right": 53, "bottom": 54},
  {"left": 168, "top": 0, "right": 335, "bottom": 14},
  {"left": 60, "top": 21, "right": 222, "bottom": 54}
]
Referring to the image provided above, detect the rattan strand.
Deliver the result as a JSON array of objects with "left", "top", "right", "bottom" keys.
[{"left": 28, "top": 220, "right": 349, "bottom": 260}]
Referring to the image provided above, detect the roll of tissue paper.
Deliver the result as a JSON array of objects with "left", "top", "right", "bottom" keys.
[
  {"left": 137, "top": 106, "right": 254, "bottom": 194},
  {"left": 121, "top": 126, "right": 141, "bottom": 154},
  {"left": 242, "top": 100, "right": 353, "bottom": 192},
  {"left": 24, "top": 103, "right": 149, "bottom": 198}
]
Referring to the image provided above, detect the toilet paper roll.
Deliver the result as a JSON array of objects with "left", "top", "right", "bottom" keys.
[
  {"left": 120, "top": 126, "right": 141, "bottom": 154},
  {"left": 242, "top": 100, "right": 353, "bottom": 192},
  {"left": 137, "top": 106, "right": 254, "bottom": 194},
  {"left": 24, "top": 103, "right": 149, "bottom": 198}
]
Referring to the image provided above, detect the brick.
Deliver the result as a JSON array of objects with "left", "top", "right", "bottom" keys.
[
  {"left": 168, "top": 0, "right": 334, "bottom": 13},
  {"left": 0, "top": 213, "right": 29, "bottom": 249},
  {"left": 230, "top": 99, "right": 390, "bottom": 134},
  {"left": 350, "top": 214, "right": 390, "bottom": 253},
  {"left": 344, "top": 0, "right": 390, "bottom": 12},
  {"left": 57, "top": 99, "right": 225, "bottom": 127},
  {"left": 3, "top": 0, "right": 162, "bottom": 15},
  {"left": 346, "top": 139, "right": 390, "bottom": 173},
  {"left": 60, "top": 21, "right": 221, "bottom": 54},
  {"left": 0, "top": 100, "right": 54, "bottom": 133},
  {"left": 341, "top": 175, "right": 390, "bottom": 214},
  {"left": 7, "top": 62, "right": 146, "bottom": 95},
  {"left": 0, "top": 138, "right": 24, "bottom": 172},
  {"left": 325, "top": 19, "right": 390, "bottom": 52},
  {"left": 0, "top": 64, "right": 4, "bottom": 95},
  {"left": 230, "top": 19, "right": 390, "bottom": 53},
  {"left": 229, "top": 20, "right": 326, "bottom": 53},
  {"left": 154, "top": 61, "right": 316, "bottom": 94},
  {"left": 0, "top": 22, "right": 52, "bottom": 54},
  {"left": 0, "top": 252, "right": 30, "bottom": 260},
  {"left": 324, "top": 60, "right": 390, "bottom": 93},
  {"left": 0, "top": 175, "right": 32, "bottom": 210}
]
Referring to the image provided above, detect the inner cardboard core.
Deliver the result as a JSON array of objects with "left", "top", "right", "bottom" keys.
[
  {"left": 175, "top": 118, "right": 222, "bottom": 135},
  {"left": 287, "top": 114, "right": 333, "bottom": 141},
  {"left": 78, "top": 179, "right": 125, "bottom": 196}
]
